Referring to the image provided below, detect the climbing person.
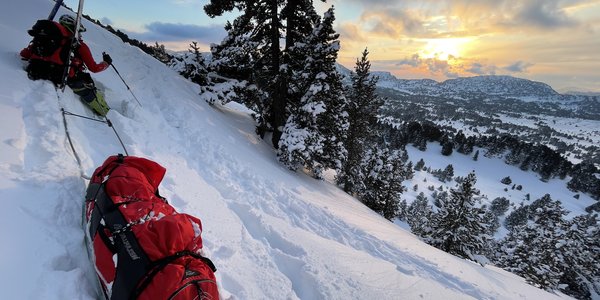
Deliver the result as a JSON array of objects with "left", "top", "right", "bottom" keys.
[{"left": 21, "top": 14, "right": 112, "bottom": 116}]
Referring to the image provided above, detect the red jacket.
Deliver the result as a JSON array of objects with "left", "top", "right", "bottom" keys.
[{"left": 20, "top": 21, "right": 108, "bottom": 78}]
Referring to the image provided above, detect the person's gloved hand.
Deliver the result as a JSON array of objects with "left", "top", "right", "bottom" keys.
[{"left": 102, "top": 52, "right": 112, "bottom": 65}]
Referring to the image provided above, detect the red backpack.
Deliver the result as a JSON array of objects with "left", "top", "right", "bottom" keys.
[{"left": 84, "top": 155, "right": 220, "bottom": 300}]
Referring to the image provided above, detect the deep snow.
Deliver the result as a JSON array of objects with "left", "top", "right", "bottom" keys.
[{"left": 0, "top": 0, "right": 571, "bottom": 299}]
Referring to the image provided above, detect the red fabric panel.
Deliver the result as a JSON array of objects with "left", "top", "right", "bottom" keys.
[
  {"left": 93, "top": 233, "right": 116, "bottom": 284},
  {"left": 76, "top": 42, "right": 109, "bottom": 73}
]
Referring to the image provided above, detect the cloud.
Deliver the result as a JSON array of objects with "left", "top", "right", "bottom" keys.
[
  {"left": 124, "top": 22, "right": 227, "bottom": 45},
  {"left": 359, "top": 9, "right": 432, "bottom": 38},
  {"left": 395, "top": 54, "right": 461, "bottom": 78},
  {"left": 466, "top": 62, "right": 498, "bottom": 75},
  {"left": 513, "top": 0, "right": 578, "bottom": 29},
  {"left": 504, "top": 61, "right": 534, "bottom": 73},
  {"left": 394, "top": 53, "right": 532, "bottom": 78},
  {"left": 340, "top": 0, "right": 583, "bottom": 41},
  {"left": 397, "top": 54, "right": 421, "bottom": 67}
]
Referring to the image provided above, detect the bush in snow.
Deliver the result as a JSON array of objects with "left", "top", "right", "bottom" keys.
[
  {"left": 490, "top": 197, "right": 510, "bottom": 216},
  {"left": 500, "top": 176, "right": 512, "bottom": 185}
]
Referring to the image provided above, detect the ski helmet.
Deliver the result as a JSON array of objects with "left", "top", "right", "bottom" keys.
[{"left": 59, "top": 14, "right": 86, "bottom": 33}]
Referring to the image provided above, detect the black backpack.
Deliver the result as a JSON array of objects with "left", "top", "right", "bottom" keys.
[
  {"left": 28, "top": 20, "right": 68, "bottom": 57},
  {"left": 26, "top": 20, "right": 72, "bottom": 84}
]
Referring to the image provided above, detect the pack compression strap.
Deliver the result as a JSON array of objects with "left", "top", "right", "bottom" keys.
[{"left": 130, "top": 250, "right": 216, "bottom": 300}]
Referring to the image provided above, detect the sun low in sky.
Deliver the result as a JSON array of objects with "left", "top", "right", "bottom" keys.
[
  {"left": 66, "top": 0, "right": 600, "bottom": 93},
  {"left": 419, "top": 38, "right": 471, "bottom": 61}
]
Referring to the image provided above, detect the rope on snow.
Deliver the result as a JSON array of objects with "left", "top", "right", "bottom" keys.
[{"left": 55, "top": 87, "right": 130, "bottom": 179}]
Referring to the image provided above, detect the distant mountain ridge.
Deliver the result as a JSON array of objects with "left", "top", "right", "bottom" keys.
[
  {"left": 335, "top": 64, "right": 563, "bottom": 98},
  {"left": 373, "top": 72, "right": 559, "bottom": 98}
]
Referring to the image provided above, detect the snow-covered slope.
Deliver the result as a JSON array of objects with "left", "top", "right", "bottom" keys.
[{"left": 0, "top": 0, "right": 569, "bottom": 299}]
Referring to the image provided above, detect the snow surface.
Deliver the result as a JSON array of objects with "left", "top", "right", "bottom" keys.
[
  {"left": 403, "top": 144, "right": 596, "bottom": 224},
  {"left": 0, "top": 0, "right": 571, "bottom": 299}
]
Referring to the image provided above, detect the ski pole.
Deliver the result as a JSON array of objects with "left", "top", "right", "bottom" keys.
[{"left": 107, "top": 59, "right": 143, "bottom": 107}]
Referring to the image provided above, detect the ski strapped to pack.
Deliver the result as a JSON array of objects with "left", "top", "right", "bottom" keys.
[
  {"left": 60, "top": 0, "right": 85, "bottom": 90},
  {"left": 48, "top": 0, "right": 65, "bottom": 21}
]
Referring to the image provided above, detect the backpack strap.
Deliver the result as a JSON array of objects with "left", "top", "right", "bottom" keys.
[{"left": 130, "top": 251, "right": 216, "bottom": 300}]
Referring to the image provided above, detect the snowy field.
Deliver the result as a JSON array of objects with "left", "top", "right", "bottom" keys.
[
  {"left": 0, "top": 0, "right": 573, "bottom": 299},
  {"left": 403, "top": 144, "right": 596, "bottom": 221}
]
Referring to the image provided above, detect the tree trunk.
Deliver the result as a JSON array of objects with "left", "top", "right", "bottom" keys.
[{"left": 269, "top": 0, "right": 285, "bottom": 148}]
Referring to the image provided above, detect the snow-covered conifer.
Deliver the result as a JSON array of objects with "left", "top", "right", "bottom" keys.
[
  {"left": 428, "top": 173, "right": 492, "bottom": 264},
  {"left": 358, "top": 147, "right": 408, "bottom": 220},
  {"left": 497, "top": 195, "right": 568, "bottom": 291},
  {"left": 278, "top": 7, "right": 348, "bottom": 177},
  {"left": 337, "top": 48, "right": 383, "bottom": 193},
  {"left": 414, "top": 158, "right": 425, "bottom": 171},
  {"left": 407, "top": 192, "right": 434, "bottom": 238},
  {"left": 558, "top": 214, "right": 600, "bottom": 298}
]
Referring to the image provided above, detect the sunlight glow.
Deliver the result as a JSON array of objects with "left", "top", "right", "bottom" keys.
[{"left": 419, "top": 38, "right": 472, "bottom": 61}]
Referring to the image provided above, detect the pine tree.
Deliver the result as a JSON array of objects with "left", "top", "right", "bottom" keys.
[
  {"left": 204, "top": 0, "right": 325, "bottom": 147},
  {"left": 432, "top": 190, "right": 448, "bottom": 208},
  {"left": 397, "top": 199, "right": 409, "bottom": 221},
  {"left": 407, "top": 192, "right": 434, "bottom": 238},
  {"left": 441, "top": 140, "right": 453, "bottom": 156},
  {"left": 559, "top": 214, "right": 600, "bottom": 298},
  {"left": 151, "top": 42, "right": 172, "bottom": 64},
  {"left": 482, "top": 207, "right": 500, "bottom": 235},
  {"left": 359, "top": 147, "right": 408, "bottom": 220},
  {"left": 428, "top": 173, "right": 491, "bottom": 264},
  {"left": 414, "top": 158, "right": 425, "bottom": 171},
  {"left": 497, "top": 195, "right": 568, "bottom": 291},
  {"left": 568, "top": 162, "right": 600, "bottom": 200},
  {"left": 337, "top": 48, "right": 383, "bottom": 194},
  {"left": 443, "top": 164, "right": 454, "bottom": 182},
  {"left": 169, "top": 42, "right": 208, "bottom": 86},
  {"left": 504, "top": 202, "right": 529, "bottom": 231},
  {"left": 277, "top": 7, "right": 347, "bottom": 177},
  {"left": 201, "top": 13, "right": 265, "bottom": 107}
]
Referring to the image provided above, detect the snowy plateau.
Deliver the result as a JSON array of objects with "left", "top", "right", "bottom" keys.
[{"left": 0, "top": 0, "right": 595, "bottom": 299}]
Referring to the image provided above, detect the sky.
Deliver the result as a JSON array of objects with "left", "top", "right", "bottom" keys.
[{"left": 62, "top": 0, "right": 600, "bottom": 93}]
